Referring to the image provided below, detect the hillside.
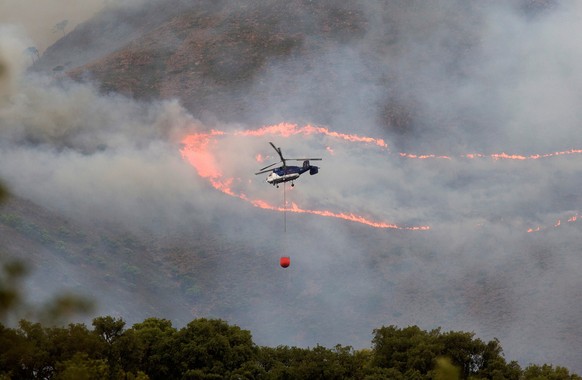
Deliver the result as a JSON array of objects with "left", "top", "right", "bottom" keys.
[
  {"left": 0, "top": 195, "right": 190, "bottom": 322},
  {"left": 33, "top": 0, "right": 555, "bottom": 142},
  {"left": 38, "top": 0, "right": 371, "bottom": 126},
  {"left": 3, "top": 0, "right": 581, "bottom": 374}
]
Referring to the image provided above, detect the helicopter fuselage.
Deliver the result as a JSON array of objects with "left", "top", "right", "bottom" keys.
[
  {"left": 266, "top": 170, "right": 301, "bottom": 186},
  {"left": 265, "top": 162, "right": 318, "bottom": 186},
  {"left": 255, "top": 142, "right": 321, "bottom": 187}
]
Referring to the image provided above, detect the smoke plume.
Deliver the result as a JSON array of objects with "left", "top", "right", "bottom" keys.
[{"left": 1, "top": 0, "right": 582, "bottom": 372}]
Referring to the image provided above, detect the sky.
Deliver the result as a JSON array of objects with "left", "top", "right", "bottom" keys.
[
  {"left": 1, "top": 0, "right": 582, "bottom": 372},
  {"left": 0, "top": 0, "right": 103, "bottom": 53},
  {"left": 0, "top": 0, "right": 145, "bottom": 53}
]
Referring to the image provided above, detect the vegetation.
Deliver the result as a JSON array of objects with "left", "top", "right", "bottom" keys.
[
  {"left": 0, "top": 218, "right": 579, "bottom": 379},
  {"left": 0, "top": 316, "right": 580, "bottom": 379},
  {"left": 0, "top": 239, "right": 580, "bottom": 380},
  {"left": 1, "top": 181, "right": 580, "bottom": 380}
]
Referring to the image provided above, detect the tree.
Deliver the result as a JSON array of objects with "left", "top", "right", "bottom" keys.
[
  {"left": 47, "top": 323, "right": 105, "bottom": 365},
  {"left": 438, "top": 331, "right": 483, "bottom": 377},
  {"left": 53, "top": 20, "right": 69, "bottom": 37},
  {"left": 13, "top": 320, "right": 54, "bottom": 379},
  {"left": 92, "top": 316, "right": 125, "bottom": 345},
  {"left": 371, "top": 325, "right": 522, "bottom": 380},
  {"left": 0, "top": 323, "right": 28, "bottom": 378},
  {"left": 91, "top": 316, "right": 149, "bottom": 379},
  {"left": 372, "top": 325, "right": 443, "bottom": 374},
  {"left": 129, "top": 318, "right": 177, "bottom": 380},
  {"left": 522, "top": 364, "right": 582, "bottom": 380},
  {"left": 55, "top": 352, "right": 109, "bottom": 380},
  {"left": 257, "top": 344, "right": 370, "bottom": 379},
  {"left": 92, "top": 316, "right": 126, "bottom": 379},
  {"left": 173, "top": 319, "right": 258, "bottom": 378}
]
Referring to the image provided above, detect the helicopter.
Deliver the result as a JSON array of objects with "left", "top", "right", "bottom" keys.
[{"left": 255, "top": 142, "right": 322, "bottom": 187}]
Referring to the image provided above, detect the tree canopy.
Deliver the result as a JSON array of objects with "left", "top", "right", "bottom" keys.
[{"left": 0, "top": 316, "right": 580, "bottom": 380}]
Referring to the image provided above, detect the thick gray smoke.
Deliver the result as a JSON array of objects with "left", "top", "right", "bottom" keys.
[{"left": 2, "top": 0, "right": 582, "bottom": 372}]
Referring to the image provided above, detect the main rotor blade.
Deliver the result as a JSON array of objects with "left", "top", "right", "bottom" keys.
[
  {"left": 255, "top": 168, "right": 275, "bottom": 175},
  {"left": 258, "top": 161, "right": 279, "bottom": 172},
  {"left": 287, "top": 158, "right": 323, "bottom": 161},
  {"left": 269, "top": 142, "right": 285, "bottom": 162}
]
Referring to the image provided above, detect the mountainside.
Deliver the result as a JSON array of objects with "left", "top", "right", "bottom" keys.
[
  {"left": 0, "top": 195, "right": 190, "bottom": 322},
  {"left": 39, "top": 0, "right": 371, "bottom": 126},
  {"left": 3, "top": 0, "right": 581, "bottom": 373},
  {"left": 33, "top": 0, "right": 555, "bottom": 141}
]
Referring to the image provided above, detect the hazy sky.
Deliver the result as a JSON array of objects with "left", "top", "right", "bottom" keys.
[
  {"left": 0, "top": 0, "right": 146, "bottom": 53},
  {"left": 1, "top": 0, "right": 582, "bottom": 372},
  {"left": 0, "top": 0, "right": 108, "bottom": 52}
]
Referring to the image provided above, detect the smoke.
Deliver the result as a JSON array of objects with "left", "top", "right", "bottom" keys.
[
  {"left": 0, "top": 26, "right": 29, "bottom": 101},
  {"left": 0, "top": 0, "right": 146, "bottom": 52},
  {"left": 2, "top": 0, "right": 582, "bottom": 373},
  {"left": 0, "top": 24, "right": 226, "bottom": 327}
]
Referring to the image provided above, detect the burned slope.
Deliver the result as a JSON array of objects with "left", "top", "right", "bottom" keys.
[
  {"left": 0, "top": 195, "right": 192, "bottom": 324},
  {"left": 33, "top": 0, "right": 224, "bottom": 75},
  {"left": 31, "top": 1, "right": 372, "bottom": 124},
  {"left": 34, "top": 0, "right": 560, "bottom": 142}
]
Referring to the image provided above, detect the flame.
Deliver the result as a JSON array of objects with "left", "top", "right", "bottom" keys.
[
  {"left": 527, "top": 213, "right": 580, "bottom": 233},
  {"left": 181, "top": 123, "right": 582, "bottom": 233},
  {"left": 181, "top": 132, "right": 224, "bottom": 178},
  {"left": 402, "top": 149, "right": 582, "bottom": 161},
  {"left": 487, "top": 149, "right": 582, "bottom": 160},
  {"left": 180, "top": 124, "right": 427, "bottom": 230},
  {"left": 234, "top": 122, "right": 389, "bottom": 147},
  {"left": 399, "top": 153, "right": 452, "bottom": 160}
]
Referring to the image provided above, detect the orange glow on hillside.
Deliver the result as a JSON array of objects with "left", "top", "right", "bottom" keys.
[
  {"left": 180, "top": 124, "right": 428, "bottom": 230},
  {"left": 463, "top": 149, "right": 582, "bottom": 160},
  {"left": 399, "top": 153, "right": 452, "bottom": 160},
  {"left": 527, "top": 213, "right": 580, "bottom": 233},
  {"left": 181, "top": 123, "right": 582, "bottom": 233},
  {"left": 234, "top": 122, "right": 389, "bottom": 147}
]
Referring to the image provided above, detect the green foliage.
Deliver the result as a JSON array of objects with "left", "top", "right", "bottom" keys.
[
  {"left": 0, "top": 181, "right": 578, "bottom": 380},
  {"left": 174, "top": 318, "right": 258, "bottom": 378},
  {"left": 372, "top": 325, "right": 522, "bottom": 380},
  {"left": 129, "top": 318, "right": 177, "bottom": 379},
  {"left": 372, "top": 325, "right": 444, "bottom": 373},
  {"left": 522, "top": 364, "right": 582, "bottom": 380},
  {"left": 55, "top": 352, "right": 109, "bottom": 380},
  {"left": 93, "top": 316, "right": 126, "bottom": 344},
  {"left": 258, "top": 344, "right": 368, "bottom": 379},
  {"left": 0, "top": 317, "right": 581, "bottom": 380}
]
